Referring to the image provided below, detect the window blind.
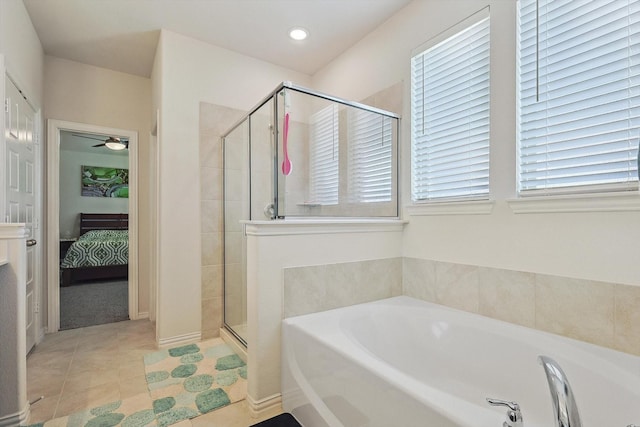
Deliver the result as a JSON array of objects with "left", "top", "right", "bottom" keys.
[
  {"left": 518, "top": 0, "right": 640, "bottom": 194},
  {"left": 348, "top": 108, "right": 393, "bottom": 203},
  {"left": 309, "top": 105, "right": 339, "bottom": 204},
  {"left": 411, "top": 15, "right": 491, "bottom": 201}
]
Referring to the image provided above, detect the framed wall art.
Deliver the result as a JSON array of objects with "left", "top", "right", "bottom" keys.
[{"left": 81, "top": 165, "right": 129, "bottom": 198}]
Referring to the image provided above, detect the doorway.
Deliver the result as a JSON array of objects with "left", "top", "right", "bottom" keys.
[
  {"left": 58, "top": 130, "right": 130, "bottom": 329},
  {"left": 46, "top": 120, "right": 139, "bottom": 332}
]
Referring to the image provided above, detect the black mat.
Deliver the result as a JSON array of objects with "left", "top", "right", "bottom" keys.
[
  {"left": 60, "top": 279, "right": 129, "bottom": 330},
  {"left": 250, "top": 413, "right": 301, "bottom": 427}
]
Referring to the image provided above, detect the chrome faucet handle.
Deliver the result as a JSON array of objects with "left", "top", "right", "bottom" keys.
[
  {"left": 487, "top": 398, "right": 520, "bottom": 411},
  {"left": 487, "top": 398, "right": 523, "bottom": 427}
]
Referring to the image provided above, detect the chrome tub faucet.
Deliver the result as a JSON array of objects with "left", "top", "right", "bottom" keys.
[{"left": 538, "top": 355, "right": 582, "bottom": 427}]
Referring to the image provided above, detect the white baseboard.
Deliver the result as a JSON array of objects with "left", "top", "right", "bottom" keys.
[
  {"left": 0, "top": 404, "right": 29, "bottom": 427},
  {"left": 137, "top": 311, "right": 149, "bottom": 319},
  {"left": 36, "top": 327, "right": 46, "bottom": 345},
  {"left": 247, "top": 393, "right": 282, "bottom": 418},
  {"left": 157, "top": 331, "right": 201, "bottom": 348}
]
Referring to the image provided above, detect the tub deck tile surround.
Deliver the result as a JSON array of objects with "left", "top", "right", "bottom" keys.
[
  {"left": 478, "top": 266, "right": 536, "bottom": 328},
  {"left": 401, "top": 257, "right": 640, "bottom": 357},
  {"left": 401, "top": 257, "right": 437, "bottom": 303},
  {"left": 614, "top": 284, "right": 640, "bottom": 356},
  {"left": 430, "top": 261, "right": 480, "bottom": 313},
  {"left": 535, "top": 273, "right": 615, "bottom": 349},
  {"left": 285, "top": 256, "right": 640, "bottom": 357},
  {"left": 283, "top": 257, "right": 403, "bottom": 318}
]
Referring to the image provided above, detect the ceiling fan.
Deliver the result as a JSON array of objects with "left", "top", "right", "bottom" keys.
[{"left": 73, "top": 133, "right": 129, "bottom": 151}]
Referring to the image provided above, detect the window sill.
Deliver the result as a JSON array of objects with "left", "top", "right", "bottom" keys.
[
  {"left": 242, "top": 218, "right": 407, "bottom": 236},
  {"left": 507, "top": 191, "right": 640, "bottom": 214},
  {"left": 407, "top": 200, "right": 494, "bottom": 216}
]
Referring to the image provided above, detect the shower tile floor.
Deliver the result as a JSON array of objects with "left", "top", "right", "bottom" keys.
[{"left": 26, "top": 319, "right": 282, "bottom": 426}]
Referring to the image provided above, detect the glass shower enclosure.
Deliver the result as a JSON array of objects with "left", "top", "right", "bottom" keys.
[{"left": 222, "top": 82, "right": 400, "bottom": 346}]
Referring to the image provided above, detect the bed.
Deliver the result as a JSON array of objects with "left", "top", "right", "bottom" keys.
[{"left": 60, "top": 213, "right": 129, "bottom": 286}]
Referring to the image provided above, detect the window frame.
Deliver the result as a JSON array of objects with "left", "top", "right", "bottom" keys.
[
  {"left": 516, "top": 0, "right": 640, "bottom": 197},
  {"left": 410, "top": 7, "right": 491, "bottom": 204}
]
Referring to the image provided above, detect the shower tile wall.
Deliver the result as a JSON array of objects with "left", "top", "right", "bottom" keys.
[
  {"left": 403, "top": 257, "right": 640, "bottom": 356},
  {"left": 199, "top": 102, "right": 246, "bottom": 339}
]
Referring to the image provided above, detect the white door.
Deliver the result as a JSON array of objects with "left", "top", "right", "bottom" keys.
[{"left": 5, "top": 77, "right": 38, "bottom": 353}]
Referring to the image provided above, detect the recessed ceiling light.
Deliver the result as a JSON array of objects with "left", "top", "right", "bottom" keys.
[{"left": 289, "top": 27, "right": 308, "bottom": 41}]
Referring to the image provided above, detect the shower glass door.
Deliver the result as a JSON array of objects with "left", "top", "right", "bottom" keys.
[
  {"left": 222, "top": 82, "right": 400, "bottom": 348},
  {"left": 223, "top": 95, "right": 275, "bottom": 347},
  {"left": 223, "top": 118, "right": 249, "bottom": 345}
]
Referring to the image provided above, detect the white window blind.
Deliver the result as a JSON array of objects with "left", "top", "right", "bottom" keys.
[
  {"left": 411, "top": 13, "right": 491, "bottom": 201},
  {"left": 518, "top": 0, "right": 640, "bottom": 194},
  {"left": 348, "top": 108, "right": 393, "bottom": 203},
  {"left": 309, "top": 105, "right": 339, "bottom": 204}
]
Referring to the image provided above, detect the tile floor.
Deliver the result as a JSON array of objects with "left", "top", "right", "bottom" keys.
[{"left": 26, "top": 319, "right": 282, "bottom": 426}]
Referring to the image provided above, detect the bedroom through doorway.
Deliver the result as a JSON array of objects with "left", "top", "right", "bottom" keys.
[
  {"left": 46, "top": 120, "right": 139, "bottom": 333},
  {"left": 59, "top": 132, "right": 130, "bottom": 329}
]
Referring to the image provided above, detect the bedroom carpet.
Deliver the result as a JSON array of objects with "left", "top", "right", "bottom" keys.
[{"left": 60, "top": 279, "right": 129, "bottom": 330}]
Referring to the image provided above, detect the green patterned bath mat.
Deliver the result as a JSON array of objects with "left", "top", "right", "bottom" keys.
[
  {"left": 143, "top": 338, "right": 247, "bottom": 426},
  {"left": 24, "top": 393, "right": 156, "bottom": 427},
  {"left": 23, "top": 339, "right": 246, "bottom": 427}
]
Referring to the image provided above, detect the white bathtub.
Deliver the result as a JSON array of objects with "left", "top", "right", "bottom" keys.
[{"left": 281, "top": 296, "right": 640, "bottom": 427}]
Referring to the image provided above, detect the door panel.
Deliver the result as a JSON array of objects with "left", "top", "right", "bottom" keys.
[{"left": 5, "top": 77, "right": 38, "bottom": 353}]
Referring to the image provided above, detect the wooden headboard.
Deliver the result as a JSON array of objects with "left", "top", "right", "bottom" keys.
[{"left": 79, "top": 213, "right": 129, "bottom": 236}]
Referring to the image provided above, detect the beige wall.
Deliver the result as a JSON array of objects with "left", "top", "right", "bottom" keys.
[
  {"left": 0, "top": 0, "right": 44, "bottom": 106},
  {"left": 10, "top": 0, "right": 634, "bottom": 364},
  {"left": 312, "top": 0, "right": 640, "bottom": 287},
  {"left": 153, "top": 30, "right": 311, "bottom": 343},
  {"left": 44, "top": 56, "right": 152, "bottom": 315}
]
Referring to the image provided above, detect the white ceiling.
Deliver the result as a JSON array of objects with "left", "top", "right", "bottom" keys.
[{"left": 23, "top": 0, "right": 412, "bottom": 77}]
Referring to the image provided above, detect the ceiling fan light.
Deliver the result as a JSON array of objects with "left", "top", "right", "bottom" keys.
[{"left": 105, "top": 141, "right": 126, "bottom": 150}]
